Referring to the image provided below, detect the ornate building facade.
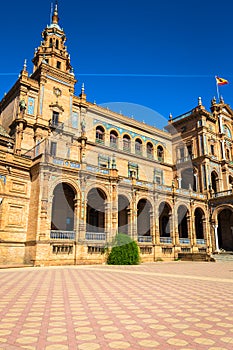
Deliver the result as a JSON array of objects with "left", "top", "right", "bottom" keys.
[{"left": 0, "top": 5, "right": 232, "bottom": 266}]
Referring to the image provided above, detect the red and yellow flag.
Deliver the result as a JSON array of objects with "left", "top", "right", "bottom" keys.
[{"left": 216, "top": 76, "right": 229, "bottom": 86}]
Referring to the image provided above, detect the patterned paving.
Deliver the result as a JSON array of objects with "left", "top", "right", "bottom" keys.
[{"left": 0, "top": 261, "right": 233, "bottom": 349}]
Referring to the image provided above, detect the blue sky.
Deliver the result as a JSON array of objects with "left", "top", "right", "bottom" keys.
[{"left": 1, "top": 0, "right": 233, "bottom": 129}]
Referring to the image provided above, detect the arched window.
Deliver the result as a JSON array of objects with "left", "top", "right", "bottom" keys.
[
  {"left": 96, "top": 126, "right": 105, "bottom": 144},
  {"left": 195, "top": 208, "right": 205, "bottom": 240},
  {"left": 135, "top": 138, "right": 142, "bottom": 155},
  {"left": 51, "top": 183, "right": 75, "bottom": 234},
  {"left": 181, "top": 168, "right": 196, "bottom": 191},
  {"left": 86, "top": 188, "right": 107, "bottom": 234},
  {"left": 137, "top": 199, "right": 152, "bottom": 240},
  {"left": 146, "top": 142, "right": 154, "bottom": 159},
  {"left": 110, "top": 130, "right": 118, "bottom": 149},
  {"left": 178, "top": 205, "right": 189, "bottom": 240},
  {"left": 49, "top": 38, "right": 53, "bottom": 47},
  {"left": 211, "top": 171, "right": 218, "bottom": 193},
  {"left": 123, "top": 134, "right": 131, "bottom": 152},
  {"left": 159, "top": 202, "right": 172, "bottom": 239},
  {"left": 56, "top": 39, "right": 59, "bottom": 49},
  {"left": 157, "top": 145, "right": 164, "bottom": 162}
]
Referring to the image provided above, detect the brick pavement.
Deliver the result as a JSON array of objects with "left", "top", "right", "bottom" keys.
[{"left": 0, "top": 261, "right": 233, "bottom": 349}]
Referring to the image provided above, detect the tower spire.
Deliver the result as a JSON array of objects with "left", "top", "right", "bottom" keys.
[{"left": 52, "top": 1, "right": 59, "bottom": 25}]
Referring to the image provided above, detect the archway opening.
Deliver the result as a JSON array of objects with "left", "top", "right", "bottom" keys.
[
  {"left": 86, "top": 188, "right": 107, "bottom": 233},
  {"left": 137, "top": 199, "right": 152, "bottom": 237},
  {"left": 51, "top": 183, "right": 75, "bottom": 231},
  {"left": 178, "top": 205, "right": 188, "bottom": 239},
  {"left": 159, "top": 202, "right": 171, "bottom": 237},
  {"left": 118, "top": 195, "right": 130, "bottom": 235},
  {"left": 217, "top": 209, "right": 233, "bottom": 251},
  {"left": 194, "top": 208, "right": 204, "bottom": 240},
  {"left": 181, "top": 168, "right": 194, "bottom": 190}
]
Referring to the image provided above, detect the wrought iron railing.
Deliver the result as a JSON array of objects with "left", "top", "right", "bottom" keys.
[{"left": 50, "top": 230, "right": 75, "bottom": 240}]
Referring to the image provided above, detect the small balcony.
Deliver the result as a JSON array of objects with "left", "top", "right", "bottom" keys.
[
  {"left": 213, "top": 190, "right": 232, "bottom": 198},
  {"left": 50, "top": 230, "right": 75, "bottom": 240},
  {"left": 138, "top": 235, "right": 152, "bottom": 243},
  {"left": 196, "top": 239, "right": 205, "bottom": 245},
  {"left": 179, "top": 238, "right": 190, "bottom": 245},
  {"left": 160, "top": 237, "right": 172, "bottom": 244},
  {"left": 86, "top": 232, "right": 106, "bottom": 241}
]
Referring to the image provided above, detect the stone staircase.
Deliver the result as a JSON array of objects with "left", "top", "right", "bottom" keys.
[
  {"left": 178, "top": 252, "right": 210, "bottom": 262},
  {"left": 211, "top": 252, "right": 233, "bottom": 262}
]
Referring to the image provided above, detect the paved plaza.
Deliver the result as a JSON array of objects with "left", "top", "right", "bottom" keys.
[{"left": 0, "top": 262, "right": 233, "bottom": 350}]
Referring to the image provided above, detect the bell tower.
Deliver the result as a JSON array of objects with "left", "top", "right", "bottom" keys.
[{"left": 32, "top": 2, "right": 72, "bottom": 74}]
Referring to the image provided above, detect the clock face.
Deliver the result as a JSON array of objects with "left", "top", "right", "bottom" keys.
[{"left": 53, "top": 87, "right": 62, "bottom": 98}]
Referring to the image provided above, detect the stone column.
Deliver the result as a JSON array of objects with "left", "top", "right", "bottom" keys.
[
  {"left": 174, "top": 212, "right": 180, "bottom": 245},
  {"left": 202, "top": 218, "right": 209, "bottom": 250},
  {"left": 78, "top": 192, "right": 87, "bottom": 242},
  {"left": 213, "top": 224, "right": 220, "bottom": 252},
  {"left": 177, "top": 177, "right": 182, "bottom": 189},
  {"left": 221, "top": 139, "right": 226, "bottom": 160},
  {"left": 128, "top": 208, "right": 134, "bottom": 240},
  {"left": 187, "top": 215, "right": 193, "bottom": 250},
  {"left": 131, "top": 190, "right": 138, "bottom": 241}
]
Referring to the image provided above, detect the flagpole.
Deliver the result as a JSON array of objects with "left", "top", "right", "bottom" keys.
[{"left": 215, "top": 76, "right": 220, "bottom": 102}]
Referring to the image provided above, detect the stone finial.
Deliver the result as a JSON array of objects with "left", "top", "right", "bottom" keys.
[
  {"left": 169, "top": 112, "right": 173, "bottom": 120},
  {"left": 81, "top": 83, "right": 85, "bottom": 94},
  {"left": 211, "top": 96, "right": 216, "bottom": 105},
  {"left": 23, "top": 59, "right": 27, "bottom": 71},
  {"left": 52, "top": 1, "right": 59, "bottom": 24},
  {"left": 220, "top": 95, "right": 224, "bottom": 104},
  {"left": 198, "top": 97, "right": 202, "bottom": 106}
]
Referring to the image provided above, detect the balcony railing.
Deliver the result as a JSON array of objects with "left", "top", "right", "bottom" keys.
[
  {"left": 179, "top": 238, "right": 190, "bottom": 244},
  {"left": 138, "top": 235, "right": 152, "bottom": 243},
  {"left": 86, "top": 232, "right": 106, "bottom": 241},
  {"left": 160, "top": 237, "right": 172, "bottom": 244},
  {"left": 196, "top": 239, "right": 205, "bottom": 245},
  {"left": 213, "top": 190, "right": 232, "bottom": 198},
  {"left": 50, "top": 230, "right": 75, "bottom": 240},
  {"left": 110, "top": 141, "right": 118, "bottom": 149},
  {"left": 177, "top": 156, "right": 190, "bottom": 164},
  {"left": 95, "top": 138, "right": 104, "bottom": 145}
]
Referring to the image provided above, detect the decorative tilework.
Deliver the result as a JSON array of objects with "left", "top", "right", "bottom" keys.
[
  {"left": 0, "top": 175, "right": 6, "bottom": 185},
  {"left": 27, "top": 97, "right": 35, "bottom": 115},
  {"left": 72, "top": 112, "right": 78, "bottom": 128}
]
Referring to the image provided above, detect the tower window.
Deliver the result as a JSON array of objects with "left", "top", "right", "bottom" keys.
[
  {"left": 56, "top": 61, "right": 61, "bottom": 69},
  {"left": 49, "top": 38, "right": 53, "bottom": 47},
  {"left": 157, "top": 146, "right": 164, "bottom": 162},
  {"left": 210, "top": 144, "right": 215, "bottom": 155},
  {"left": 50, "top": 142, "right": 57, "bottom": 157},
  {"left": 187, "top": 145, "right": 192, "bottom": 158},
  {"left": 56, "top": 40, "right": 59, "bottom": 49},
  {"left": 52, "top": 111, "right": 59, "bottom": 126},
  {"left": 96, "top": 126, "right": 105, "bottom": 144}
]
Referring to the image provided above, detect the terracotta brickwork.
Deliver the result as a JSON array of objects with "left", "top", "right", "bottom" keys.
[{"left": 0, "top": 5, "right": 233, "bottom": 266}]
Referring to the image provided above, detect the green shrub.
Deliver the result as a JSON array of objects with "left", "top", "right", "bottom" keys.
[{"left": 107, "top": 233, "right": 140, "bottom": 265}]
